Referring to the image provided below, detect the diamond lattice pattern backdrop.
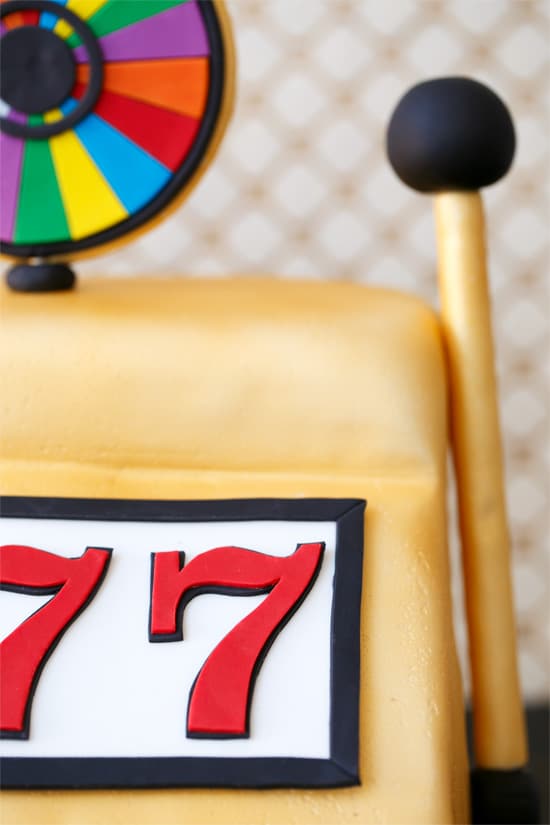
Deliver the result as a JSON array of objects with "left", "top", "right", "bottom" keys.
[{"left": 10, "top": 1, "right": 550, "bottom": 699}]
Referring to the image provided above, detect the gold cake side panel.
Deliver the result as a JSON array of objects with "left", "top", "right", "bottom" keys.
[{"left": 0, "top": 473, "right": 469, "bottom": 825}]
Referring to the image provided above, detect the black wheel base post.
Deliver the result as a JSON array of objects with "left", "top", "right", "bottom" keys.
[{"left": 7, "top": 262, "right": 76, "bottom": 292}]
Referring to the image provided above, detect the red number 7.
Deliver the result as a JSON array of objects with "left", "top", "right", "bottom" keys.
[
  {"left": 0, "top": 544, "right": 112, "bottom": 739},
  {"left": 149, "top": 542, "right": 324, "bottom": 738}
]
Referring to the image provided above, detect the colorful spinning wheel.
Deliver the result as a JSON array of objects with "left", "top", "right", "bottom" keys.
[{"left": 0, "top": 0, "right": 233, "bottom": 277}]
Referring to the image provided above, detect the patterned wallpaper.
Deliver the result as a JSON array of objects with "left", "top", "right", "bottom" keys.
[{"left": 6, "top": 1, "right": 550, "bottom": 699}]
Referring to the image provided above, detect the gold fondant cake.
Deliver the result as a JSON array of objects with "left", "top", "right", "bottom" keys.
[
  {"left": 0, "top": 1, "right": 536, "bottom": 823},
  {"left": 0, "top": 278, "right": 468, "bottom": 824}
]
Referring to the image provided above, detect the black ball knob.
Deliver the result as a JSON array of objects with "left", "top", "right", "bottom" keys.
[{"left": 386, "top": 77, "right": 516, "bottom": 193}]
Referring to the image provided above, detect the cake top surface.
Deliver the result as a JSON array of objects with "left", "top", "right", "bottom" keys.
[{"left": 0, "top": 277, "right": 447, "bottom": 479}]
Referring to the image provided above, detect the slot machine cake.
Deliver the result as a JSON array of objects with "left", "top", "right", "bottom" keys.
[{"left": 0, "top": 1, "right": 539, "bottom": 823}]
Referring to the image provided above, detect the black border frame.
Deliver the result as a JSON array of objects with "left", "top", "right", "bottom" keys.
[
  {"left": 0, "top": 1, "right": 226, "bottom": 259},
  {"left": 0, "top": 495, "right": 365, "bottom": 790}
]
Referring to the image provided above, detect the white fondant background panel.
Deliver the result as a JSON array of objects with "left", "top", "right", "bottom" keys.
[
  {"left": 1, "top": 2, "right": 547, "bottom": 699},
  {"left": 0, "top": 518, "right": 336, "bottom": 759}
]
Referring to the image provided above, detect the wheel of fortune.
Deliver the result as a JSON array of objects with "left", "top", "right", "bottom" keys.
[{"left": 0, "top": 0, "right": 234, "bottom": 288}]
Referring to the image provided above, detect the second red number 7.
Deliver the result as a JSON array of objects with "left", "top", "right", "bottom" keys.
[{"left": 149, "top": 543, "right": 325, "bottom": 739}]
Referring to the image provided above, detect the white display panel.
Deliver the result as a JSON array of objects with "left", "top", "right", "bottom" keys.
[{"left": 0, "top": 498, "right": 364, "bottom": 789}]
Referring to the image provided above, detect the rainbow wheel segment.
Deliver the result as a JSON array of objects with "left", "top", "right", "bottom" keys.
[
  {"left": 0, "top": 0, "right": 231, "bottom": 260},
  {"left": 39, "top": 0, "right": 67, "bottom": 31}
]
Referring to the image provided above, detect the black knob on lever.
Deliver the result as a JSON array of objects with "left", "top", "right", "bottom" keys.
[{"left": 386, "top": 76, "right": 516, "bottom": 193}]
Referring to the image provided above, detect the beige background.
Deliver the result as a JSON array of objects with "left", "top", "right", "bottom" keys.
[{"left": 6, "top": 1, "right": 550, "bottom": 700}]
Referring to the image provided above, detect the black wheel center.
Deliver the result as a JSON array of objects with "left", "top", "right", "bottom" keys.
[
  {"left": 1, "top": 25, "right": 76, "bottom": 114},
  {"left": 1, "top": 0, "right": 103, "bottom": 139}
]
